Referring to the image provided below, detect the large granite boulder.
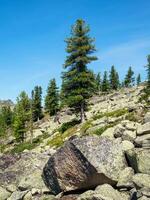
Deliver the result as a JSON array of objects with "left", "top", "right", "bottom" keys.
[{"left": 42, "top": 136, "right": 127, "bottom": 195}]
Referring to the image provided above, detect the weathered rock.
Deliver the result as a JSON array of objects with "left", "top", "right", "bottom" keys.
[
  {"left": 114, "top": 124, "right": 125, "bottom": 138},
  {"left": 7, "top": 190, "right": 28, "bottom": 200},
  {"left": 18, "top": 170, "right": 46, "bottom": 191},
  {"left": 43, "top": 136, "right": 127, "bottom": 194},
  {"left": 0, "top": 186, "right": 11, "bottom": 200},
  {"left": 144, "top": 112, "right": 150, "bottom": 123},
  {"left": 133, "top": 174, "right": 150, "bottom": 189},
  {"left": 0, "top": 152, "right": 49, "bottom": 188},
  {"left": 122, "top": 140, "right": 134, "bottom": 152},
  {"left": 100, "top": 127, "right": 115, "bottom": 139},
  {"left": 137, "top": 123, "right": 150, "bottom": 136},
  {"left": 122, "top": 130, "right": 136, "bottom": 142},
  {"left": 117, "top": 167, "right": 134, "bottom": 188},
  {"left": 23, "top": 191, "right": 32, "bottom": 200},
  {"left": 95, "top": 184, "right": 130, "bottom": 200},
  {"left": 126, "top": 149, "right": 150, "bottom": 174},
  {"left": 135, "top": 134, "right": 150, "bottom": 147}
]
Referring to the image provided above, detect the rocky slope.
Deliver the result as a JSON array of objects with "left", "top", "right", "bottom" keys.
[{"left": 0, "top": 85, "right": 150, "bottom": 200}]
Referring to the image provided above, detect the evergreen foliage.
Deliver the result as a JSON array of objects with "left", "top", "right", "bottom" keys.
[
  {"left": 13, "top": 91, "right": 31, "bottom": 142},
  {"left": 0, "top": 106, "right": 13, "bottom": 136},
  {"left": 109, "top": 66, "right": 120, "bottom": 90},
  {"left": 45, "top": 78, "right": 59, "bottom": 116},
  {"left": 124, "top": 66, "right": 135, "bottom": 87},
  {"left": 96, "top": 72, "right": 101, "bottom": 92},
  {"left": 62, "top": 19, "right": 97, "bottom": 122},
  {"left": 31, "top": 86, "right": 43, "bottom": 121},
  {"left": 102, "top": 71, "right": 110, "bottom": 92},
  {"left": 136, "top": 74, "right": 141, "bottom": 86}
]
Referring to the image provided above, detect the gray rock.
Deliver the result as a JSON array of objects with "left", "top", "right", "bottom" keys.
[
  {"left": 135, "top": 134, "right": 150, "bottom": 147},
  {"left": 43, "top": 136, "right": 127, "bottom": 194},
  {"left": 133, "top": 174, "right": 150, "bottom": 189},
  {"left": 122, "top": 130, "right": 136, "bottom": 142},
  {"left": 126, "top": 149, "right": 150, "bottom": 174},
  {"left": 114, "top": 124, "right": 125, "bottom": 138},
  {"left": 7, "top": 191, "right": 28, "bottom": 200},
  {"left": 122, "top": 140, "right": 134, "bottom": 152},
  {"left": 144, "top": 112, "right": 150, "bottom": 123},
  {"left": 18, "top": 170, "right": 46, "bottom": 191},
  {"left": 117, "top": 167, "right": 134, "bottom": 188},
  {"left": 137, "top": 123, "right": 150, "bottom": 136},
  {"left": 0, "top": 186, "right": 11, "bottom": 200}
]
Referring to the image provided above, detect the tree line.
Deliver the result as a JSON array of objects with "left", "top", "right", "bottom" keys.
[{"left": 0, "top": 19, "right": 149, "bottom": 143}]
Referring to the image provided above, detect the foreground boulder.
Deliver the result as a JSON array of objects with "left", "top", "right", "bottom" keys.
[{"left": 42, "top": 136, "right": 127, "bottom": 195}]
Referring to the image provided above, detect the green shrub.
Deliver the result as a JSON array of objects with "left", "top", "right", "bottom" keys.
[
  {"left": 93, "top": 108, "right": 128, "bottom": 120},
  {"left": 58, "top": 119, "right": 80, "bottom": 133}
]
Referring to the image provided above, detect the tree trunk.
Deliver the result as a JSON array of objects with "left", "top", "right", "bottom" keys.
[{"left": 80, "top": 102, "right": 86, "bottom": 123}]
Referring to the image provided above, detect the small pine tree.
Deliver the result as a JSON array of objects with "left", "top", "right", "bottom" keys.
[
  {"left": 102, "top": 71, "right": 110, "bottom": 92},
  {"left": 62, "top": 19, "right": 97, "bottom": 122},
  {"left": 136, "top": 74, "right": 141, "bottom": 86},
  {"left": 109, "top": 66, "right": 120, "bottom": 90},
  {"left": 96, "top": 72, "right": 101, "bottom": 92},
  {"left": 13, "top": 91, "right": 30, "bottom": 142},
  {"left": 45, "top": 78, "right": 59, "bottom": 116},
  {"left": 31, "top": 86, "right": 43, "bottom": 122},
  {"left": 124, "top": 66, "right": 135, "bottom": 87}
]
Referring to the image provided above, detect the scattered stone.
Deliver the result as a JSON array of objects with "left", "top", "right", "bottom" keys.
[
  {"left": 0, "top": 186, "right": 11, "bottom": 200},
  {"left": 144, "top": 112, "right": 150, "bottom": 123},
  {"left": 122, "top": 140, "right": 134, "bottom": 152},
  {"left": 135, "top": 135, "right": 150, "bottom": 147},
  {"left": 117, "top": 167, "right": 134, "bottom": 189},
  {"left": 18, "top": 170, "right": 46, "bottom": 191},
  {"left": 137, "top": 123, "right": 150, "bottom": 136},
  {"left": 7, "top": 190, "right": 28, "bottom": 200},
  {"left": 133, "top": 174, "right": 150, "bottom": 189},
  {"left": 122, "top": 130, "right": 136, "bottom": 142},
  {"left": 126, "top": 149, "right": 150, "bottom": 174},
  {"left": 101, "top": 127, "right": 115, "bottom": 139}
]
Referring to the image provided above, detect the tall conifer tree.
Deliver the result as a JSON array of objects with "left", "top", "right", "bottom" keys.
[
  {"left": 124, "top": 66, "right": 135, "bottom": 87},
  {"left": 62, "top": 19, "right": 97, "bottom": 122},
  {"left": 45, "top": 79, "right": 59, "bottom": 116},
  {"left": 136, "top": 74, "right": 141, "bottom": 86},
  {"left": 109, "top": 66, "right": 120, "bottom": 90},
  {"left": 13, "top": 91, "right": 30, "bottom": 142},
  {"left": 31, "top": 86, "right": 43, "bottom": 122},
  {"left": 96, "top": 72, "right": 101, "bottom": 92},
  {"left": 102, "top": 71, "right": 110, "bottom": 92}
]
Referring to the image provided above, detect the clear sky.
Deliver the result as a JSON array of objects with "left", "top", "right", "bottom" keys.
[{"left": 0, "top": 0, "right": 150, "bottom": 101}]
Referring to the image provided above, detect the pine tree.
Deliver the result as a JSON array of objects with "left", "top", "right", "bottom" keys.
[
  {"left": 0, "top": 106, "right": 13, "bottom": 136},
  {"left": 31, "top": 86, "right": 43, "bottom": 122},
  {"left": 136, "top": 74, "right": 141, "bottom": 86},
  {"left": 62, "top": 19, "right": 97, "bottom": 122},
  {"left": 13, "top": 91, "right": 30, "bottom": 142},
  {"left": 96, "top": 72, "right": 101, "bottom": 92},
  {"left": 124, "top": 66, "right": 135, "bottom": 87},
  {"left": 109, "top": 66, "right": 120, "bottom": 90},
  {"left": 102, "top": 71, "right": 110, "bottom": 92},
  {"left": 45, "top": 78, "right": 59, "bottom": 116}
]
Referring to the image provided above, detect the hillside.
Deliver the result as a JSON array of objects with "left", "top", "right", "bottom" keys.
[{"left": 0, "top": 84, "right": 150, "bottom": 200}]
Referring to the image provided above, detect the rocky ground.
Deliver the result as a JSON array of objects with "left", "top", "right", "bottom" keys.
[{"left": 0, "top": 85, "right": 150, "bottom": 200}]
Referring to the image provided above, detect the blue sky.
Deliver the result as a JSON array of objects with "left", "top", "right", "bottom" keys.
[{"left": 0, "top": 0, "right": 150, "bottom": 101}]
